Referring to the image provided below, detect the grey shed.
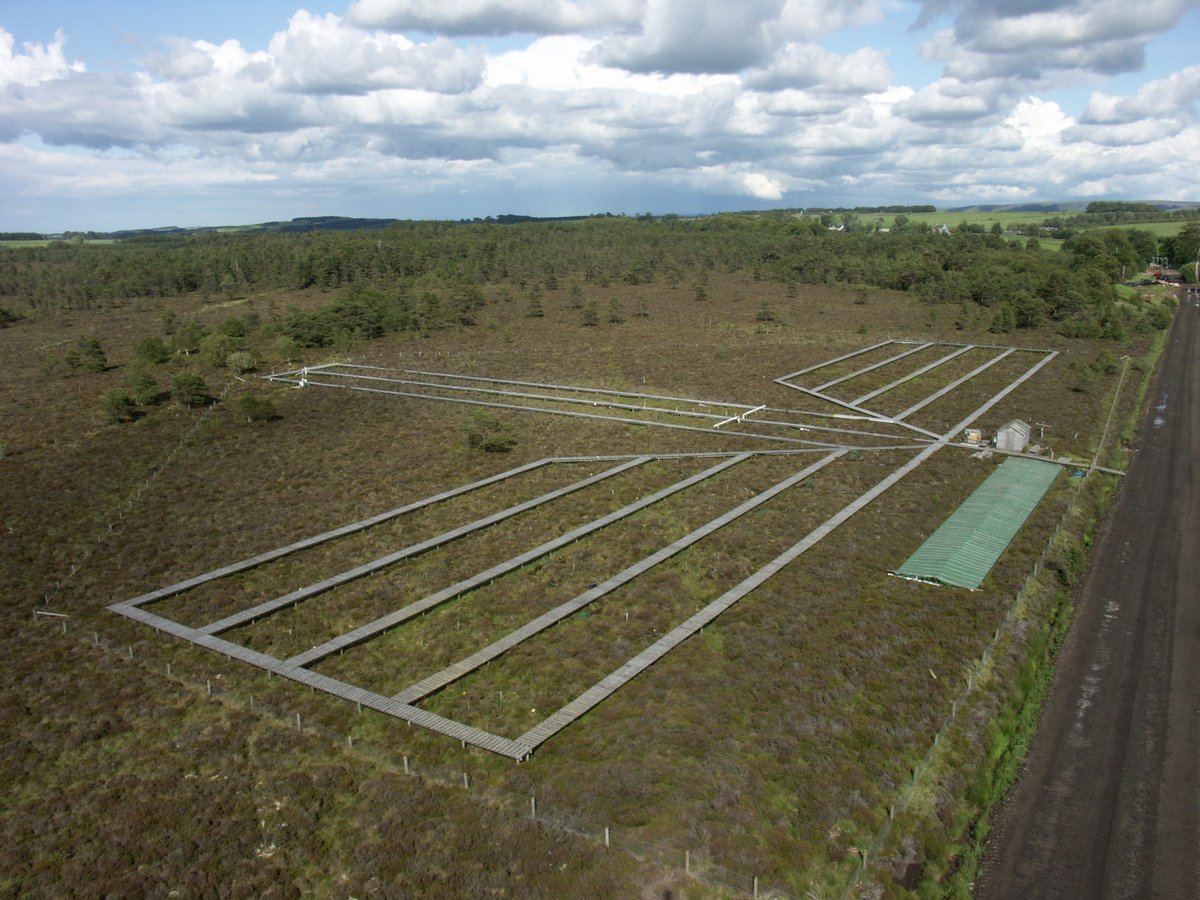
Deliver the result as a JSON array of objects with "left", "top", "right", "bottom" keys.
[{"left": 996, "top": 419, "right": 1031, "bottom": 452}]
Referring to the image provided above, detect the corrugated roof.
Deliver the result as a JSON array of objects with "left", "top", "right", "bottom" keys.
[{"left": 893, "top": 457, "right": 1059, "bottom": 590}]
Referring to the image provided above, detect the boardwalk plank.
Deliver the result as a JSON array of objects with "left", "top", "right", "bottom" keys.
[
  {"left": 114, "top": 457, "right": 553, "bottom": 610},
  {"left": 814, "top": 342, "right": 932, "bottom": 392},
  {"left": 394, "top": 450, "right": 845, "bottom": 704},
  {"left": 286, "top": 453, "right": 749, "bottom": 668},
  {"left": 199, "top": 457, "right": 648, "bottom": 634},
  {"left": 850, "top": 344, "right": 975, "bottom": 406}
]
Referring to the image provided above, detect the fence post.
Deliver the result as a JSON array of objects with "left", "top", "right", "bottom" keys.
[
  {"left": 166, "top": 662, "right": 172, "bottom": 677},
  {"left": 685, "top": 850, "right": 690, "bottom": 875},
  {"left": 753, "top": 876, "right": 759, "bottom": 899},
  {"left": 462, "top": 772, "right": 469, "bottom": 789},
  {"left": 531, "top": 796, "right": 537, "bottom": 819},
  {"left": 403, "top": 756, "right": 409, "bottom": 775},
  {"left": 295, "top": 713, "right": 301, "bottom": 732},
  {"left": 207, "top": 679, "right": 212, "bottom": 696},
  {"left": 347, "top": 735, "right": 353, "bottom": 749}
]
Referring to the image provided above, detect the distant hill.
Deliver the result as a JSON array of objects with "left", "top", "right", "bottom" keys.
[
  {"left": 41, "top": 201, "right": 1200, "bottom": 240},
  {"left": 76, "top": 213, "right": 608, "bottom": 241},
  {"left": 103, "top": 216, "right": 401, "bottom": 240},
  {"left": 945, "top": 200, "right": 1200, "bottom": 214}
]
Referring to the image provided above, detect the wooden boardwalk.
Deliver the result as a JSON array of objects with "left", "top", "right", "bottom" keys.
[
  {"left": 304, "top": 369, "right": 743, "bottom": 425},
  {"left": 380, "top": 365, "right": 753, "bottom": 413},
  {"left": 280, "top": 376, "right": 850, "bottom": 448},
  {"left": 199, "top": 457, "right": 649, "bottom": 634},
  {"left": 109, "top": 343, "right": 1063, "bottom": 759},
  {"left": 775, "top": 339, "right": 894, "bottom": 383},
  {"left": 110, "top": 603, "right": 530, "bottom": 758},
  {"left": 393, "top": 450, "right": 846, "bottom": 704},
  {"left": 814, "top": 342, "right": 932, "bottom": 392},
  {"left": 893, "top": 348, "right": 1016, "bottom": 421},
  {"left": 850, "top": 345, "right": 974, "bottom": 406},
  {"left": 121, "top": 457, "right": 553, "bottom": 609},
  {"left": 285, "top": 453, "right": 753, "bottom": 668},
  {"left": 515, "top": 357, "right": 1063, "bottom": 752},
  {"left": 517, "top": 441, "right": 946, "bottom": 749}
]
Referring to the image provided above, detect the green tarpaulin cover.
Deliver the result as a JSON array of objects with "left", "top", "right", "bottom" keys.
[{"left": 894, "top": 457, "right": 1059, "bottom": 590}]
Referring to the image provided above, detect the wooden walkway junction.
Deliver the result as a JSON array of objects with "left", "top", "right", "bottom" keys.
[{"left": 266, "top": 364, "right": 931, "bottom": 449}]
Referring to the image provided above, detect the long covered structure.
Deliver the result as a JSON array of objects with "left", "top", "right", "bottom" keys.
[{"left": 893, "top": 457, "right": 1060, "bottom": 590}]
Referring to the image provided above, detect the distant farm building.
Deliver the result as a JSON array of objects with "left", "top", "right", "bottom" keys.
[{"left": 995, "top": 420, "right": 1031, "bottom": 453}]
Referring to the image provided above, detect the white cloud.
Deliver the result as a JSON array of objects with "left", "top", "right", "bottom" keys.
[
  {"left": 1081, "top": 64, "right": 1200, "bottom": 123},
  {"left": 897, "top": 78, "right": 998, "bottom": 122},
  {"left": 267, "top": 12, "right": 484, "bottom": 95},
  {"left": 0, "top": 28, "right": 84, "bottom": 87},
  {"left": 741, "top": 171, "right": 785, "bottom": 199},
  {"left": 588, "top": 0, "right": 888, "bottom": 75},
  {"left": 1005, "top": 96, "right": 1073, "bottom": 149},
  {"left": 347, "top": 0, "right": 641, "bottom": 35},
  {"left": 746, "top": 44, "right": 891, "bottom": 94},
  {"left": 917, "top": 0, "right": 1198, "bottom": 82}
]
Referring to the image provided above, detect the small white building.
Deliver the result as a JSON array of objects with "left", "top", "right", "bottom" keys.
[{"left": 996, "top": 419, "right": 1031, "bottom": 453}]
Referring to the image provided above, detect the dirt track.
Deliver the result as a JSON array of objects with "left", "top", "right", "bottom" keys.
[{"left": 977, "top": 293, "right": 1200, "bottom": 899}]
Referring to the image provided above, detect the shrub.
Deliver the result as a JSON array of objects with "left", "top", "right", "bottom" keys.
[
  {"left": 170, "top": 371, "right": 209, "bottom": 408},
  {"left": 80, "top": 337, "right": 108, "bottom": 372},
  {"left": 200, "top": 332, "right": 242, "bottom": 368},
  {"left": 216, "top": 316, "right": 247, "bottom": 338},
  {"left": 100, "top": 389, "right": 137, "bottom": 423},
  {"left": 0, "top": 306, "right": 19, "bottom": 326},
  {"left": 461, "top": 411, "right": 515, "bottom": 452},
  {"left": 127, "top": 366, "right": 163, "bottom": 406},
  {"left": 226, "top": 351, "right": 257, "bottom": 374},
  {"left": 236, "top": 392, "right": 276, "bottom": 423},
  {"left": 132, "top": 336, "right": 171, "bottom": 366}
]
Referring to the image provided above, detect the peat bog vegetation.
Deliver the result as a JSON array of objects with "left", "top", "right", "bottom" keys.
[{"left": 0, "top": 211, "right": 1187, "bottom": 896}]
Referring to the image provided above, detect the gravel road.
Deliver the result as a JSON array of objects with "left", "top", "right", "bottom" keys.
[{"left": 977, "top": 291, "right": 1199, "bottom": 899}]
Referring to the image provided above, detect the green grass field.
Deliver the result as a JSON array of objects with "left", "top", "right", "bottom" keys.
[{"left": 0, "top": 238, "right": 116, "bottom": 248}]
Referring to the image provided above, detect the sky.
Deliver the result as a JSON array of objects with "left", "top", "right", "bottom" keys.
[{"left": 1, "top": 0, "right": 1198, "bottom": 232}]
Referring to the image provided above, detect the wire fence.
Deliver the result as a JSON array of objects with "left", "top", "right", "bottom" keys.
[
  {"left": 36, "top": 616, "right": 796, "bottom": 900},
  {"left": 839, "top": 467, "right": 1093, "bottom": 897}
]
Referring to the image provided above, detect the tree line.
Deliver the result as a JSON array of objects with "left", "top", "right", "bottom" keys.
[{"left": 1, "top": 215, "right": 1192, "bottom": 339}]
